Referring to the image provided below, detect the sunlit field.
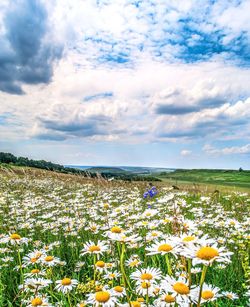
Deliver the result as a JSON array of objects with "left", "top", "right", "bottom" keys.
[{"left": 0, "top": 168, "right": 249, "bottom": 306}]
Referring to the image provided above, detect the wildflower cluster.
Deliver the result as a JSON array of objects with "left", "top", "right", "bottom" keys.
[{"left": 0, "top": 173, "right": 249, "bottom": 306}]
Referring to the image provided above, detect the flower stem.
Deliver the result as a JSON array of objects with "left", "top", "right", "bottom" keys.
[
  {"left": 165, "top": 254, "right": 172, "bottom": 276},
  {"left": 187, "top": 259, "right": 192, "bottom": 287},
  {"left": 93, "top": 254, "right": 97, "bottom": 283},
  {"left": 197, "top": 265, "right": 208, "bottom": 307},
  {"left": 67, "top": 293, "right": 72, "bottom": 307}
]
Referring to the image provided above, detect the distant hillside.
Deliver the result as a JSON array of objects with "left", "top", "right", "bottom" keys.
[
  {"left": 87, "top": 166, "right": 127, "bottom": 174},
  {"left": 0, "top": 152, "right": 161, "bottom": 182},
  {"left": 0, "top": 152, "right": 91, "bottom": 176}
]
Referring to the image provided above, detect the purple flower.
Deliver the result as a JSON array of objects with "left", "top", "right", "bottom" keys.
[{"left": 143, "top": 187, "right": 158, "bottom": 198}]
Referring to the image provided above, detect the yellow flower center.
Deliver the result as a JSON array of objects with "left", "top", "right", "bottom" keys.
[
  {"left": 173, "top": 282, "right": 190, "bottom": 295},
  {"left": 226, "top": 294, "right": 233, "bottom": 299},
  {"left": 111, "top": 226, "right": 122, "bottom": 233},
  {"left": 141, "top": 273, "right": 153, "bottom": 280},
  {"left": 95, "top": 261, "right": 105, "bottom": 268},
  {"left": 202, "top": 290, "right": 214, "bottom": 300},
  {"left": 164, "top": 294, "right": 175, "bottom": 303},
  {"left": 183, "top": 236, "right": 195, "bottom": 242},
  {"left": 10, "top": 233, "right": 21, "bottom": 240},
  {"left": 88, "top": 245, "right": 101, "bottom": 252},
  {"left": 61, "top": 278, "right": 72, "bottom": 286},
  {"left": 137, "top": 297, "right": 144, "bottom": 302},
  {"left": 114, "top": 286, "right": 123, "bottom": 292},
  {"left": 131, "top": 302, "right": 141, "bottom": 307},
  {"left": 141, "top": 282, "right": 151, "bottom": 289},
  {"left": 44, "top": 256, "right": 54, "bottom": 262},
  {"left": 109, "top": 273, "right": 116, "bottom": 278},
  {"left": 31, "top": 269, "right": 40, "bottom": 274},
  {"left": 31, "top": 298, "right": 43, "bottom": 306},
  {"left": 30, "top": 257, "right": 38, "bottom": 263},
  {"left": 196, "top": 247, "right": 219, "bottom": 260},
  {"left": 158, "top": 244, "right": 173, "bottom": 252},
  {"left": 151, "top": 232, "right": 158, "bottom": 237},
  {"left": 129, "top": 260, "right": 139, "bottom": 267},
  {"left": 95, "top": 291, "right": 110, "bottom": 303}
]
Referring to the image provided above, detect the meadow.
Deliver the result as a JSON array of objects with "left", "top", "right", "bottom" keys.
[
  {"left": 0, "top": 166, "right": 249, "bottom": 306},
  {"left": 157, "top": 169, "right": 250, "bottom": 190}
]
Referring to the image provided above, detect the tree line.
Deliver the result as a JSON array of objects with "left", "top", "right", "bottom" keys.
[{"left": 0, "top": 152, "right": 160, "bottom": 182}]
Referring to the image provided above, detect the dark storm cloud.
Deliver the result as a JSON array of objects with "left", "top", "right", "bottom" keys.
[{"left": 0, "top": 0, "right": 63, "bottom": 95}]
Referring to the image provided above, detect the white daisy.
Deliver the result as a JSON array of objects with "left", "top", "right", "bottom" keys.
[
  {"left": 161, "top": 275, "right": 191, "bottom": 306},
  {"left": 86, "top": 290, "right": 117, "bottom": 306},
  {"left": 55, "top": 277, "right": 78, "bottom": 293},
  {"left": 190, "top": 283, "right": 221, "bottom": 304},
  {"left": 81, "top": 240, "right": 109, "bottom": 256},
  {"left": 146, "top": 239, "right": 179, "bottom": 256},
  {"left": 131, "top": 267, "right": 162, "bottom": 283}
]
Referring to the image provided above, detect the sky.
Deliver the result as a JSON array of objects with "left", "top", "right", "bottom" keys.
[{"left": 0, "top": 0, "right": 250, "bottom": 169}]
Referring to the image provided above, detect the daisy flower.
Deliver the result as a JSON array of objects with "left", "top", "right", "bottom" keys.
[
  {"left": 154, "top": 292, "right": 178, "bottom": 307},
  {"left": 131, "top": 267, "right": 162, "bottom": 283},
  {"left": 146, "top": 230, "right": 163, "bottom": 242},
  {"left": 86, "top": 290, "right": 117, "bottom": 306},
  {"left": 20, "top": 278, "right": 52, "bottom": 292},
  {"left": 191, "top": 243, "right": 233, "bottom": 266},
  {"left": 146, "top": 239, "right": 179, "bottom": 256},
  {"left": 190, "top": 283, "right": 221, "bottom": 304},
  {"left": 24, "top": 268, "right": 46, "bottom": 278},
  {"left": 22, "top": 250, "right": 44, "bottom": 266},
  {"left": 135, "top": 281, "right": 158, "bottom": 297},
  {"left": 55, "top": 277, "right": 78, "bottom": 293},
  {"left": 26, "top": 296, "right": 53, "bottom": 307},
  {"left": 118, "top": 301, "right": 147, "bottom": 307},
  {"left": 104, "top": 270, "right": 121, "bottom": 280},
  {"left": 0, "top": 233, "right": 29, "bottom": 245},
  {"left": 125, "top": 255, "right": 142, "bottom": 268},
  {"left": 81, "top": 240, "right": 109, "bottom": 256},
  {"left": 95, "top": 260, "right": 107, "bottom": 273},
  {"left": 142, "top": 209, "right": 158, "bottom": 219},
  {"left": 223, "top": 291, "right": 239, "bottom": 300},
  {"left": 40, "top": 255, "right": 61, "bottom": 267},
  {"left": 106, "top": 226, "right": 126, "bottom": 241},
  {"left": 178, "top": 234, "right": 199, "bottom": 246},
  {"left": 161, "top": 275, "right": 190, "bottom": 306},
  {"left": 111, "top": 285, "right": 126, "bottom": 297}
]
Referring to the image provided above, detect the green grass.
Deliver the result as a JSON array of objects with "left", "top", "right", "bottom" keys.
[
  {"left": 0, "top": 167, "right": 249, "bottom": 306},
  {"left": 157, "top": 169, "right": 250, "bottom": 190}
]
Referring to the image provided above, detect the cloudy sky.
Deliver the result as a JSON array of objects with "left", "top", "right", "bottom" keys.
[{"left": 0, "top": 0, "right": 250, "bottom": 169}]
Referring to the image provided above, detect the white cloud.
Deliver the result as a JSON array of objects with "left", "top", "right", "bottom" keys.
[
  {"left": 1, "top": 0, "right": 250, "bottom": 148},
  {"left": 181, "top": 150, "right": 192, "bottom": 156},
  {"left": 203, "top": 144, "right": 250, "bottom": 155}
]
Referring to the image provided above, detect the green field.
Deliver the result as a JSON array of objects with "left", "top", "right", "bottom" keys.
[
  {"left": 0, "top": 166, "right": 249, "bottom": 306},
  {"left": 157, "top": 169, "right": 250, "bottom": 190}
]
